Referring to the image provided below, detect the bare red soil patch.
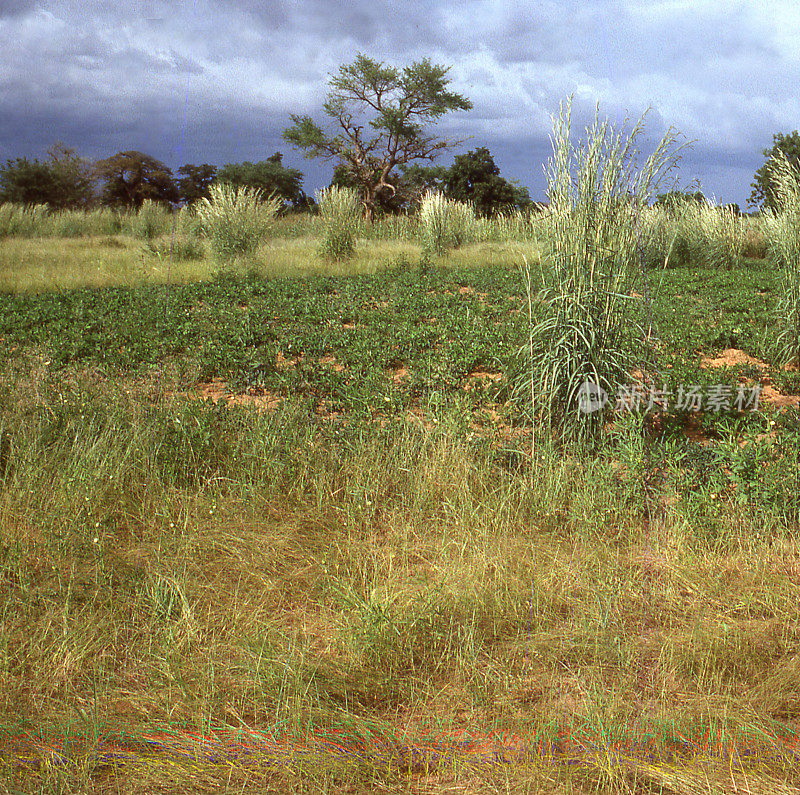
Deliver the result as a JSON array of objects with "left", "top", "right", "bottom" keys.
[
  {"left": 198, "top": 378, "right": 283, "bottom": 411},
  {"left": 386, "top": 363, "right": 410, "bottom": 384},
  {"left": 701, "top": 348, "right": 766, "bottom": 369},
  {"left": 700, "top": 348, "right": 800, "bottom": 409}
]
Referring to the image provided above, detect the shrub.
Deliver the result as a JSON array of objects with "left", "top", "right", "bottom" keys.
[
  {"left": 316, "top": 186, "right": 361, "bottom": 261},
  {"left": 196, "top": 182, "right": 281, "bottom": 263}
]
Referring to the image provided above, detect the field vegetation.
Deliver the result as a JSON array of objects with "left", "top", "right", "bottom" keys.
[{"left": 0, "top": 111, "right": 799, "bottom": 794}]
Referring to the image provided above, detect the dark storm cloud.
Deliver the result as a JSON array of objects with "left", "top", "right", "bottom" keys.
[
  {"left": 0, "top": 0, "right": 40, "bottom": 19},
  {"left": 1, "top": 0, "right": 798, "bottom": 206}
]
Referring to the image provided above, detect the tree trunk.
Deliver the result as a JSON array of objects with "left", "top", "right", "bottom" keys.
[{"left": 363, "top": 190, "right": 376, "bottom": 223}]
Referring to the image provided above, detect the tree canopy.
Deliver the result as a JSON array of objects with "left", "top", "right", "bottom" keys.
[
  {"left": 0, "top": 142, "right": 95, "bottom": 210},
  {"left": 284, "top": 53, "right": 472, "bottom": 220},
  {"left": 93, "top": 151, "right": 178, "bottom": 209},
  {"left": 329, "top": 148, "right": 531, "bottom": 217},
  {"left": 443, "top": 147, "right": 531, "bottom": 217},
  {"left": 750, "top": 131, "right": 800, "bottom": 212},
  {"left": 214, "top": 154, "right": 309, "bottom": 211},
  {"left": 177, "top": 163, "right": 217, "bottom": 205}
]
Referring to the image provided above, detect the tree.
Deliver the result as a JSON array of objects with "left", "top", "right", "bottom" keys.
[
  {"left": 46, "top": 142, "right": 96, "bottom": 210},
  {"left": 396, "top": 163, "right": 448, "bottom": 210},
  {"left": 443, "top": 147, "right": 529, "bottom": 217},
  {"left": 750, "top": 131, "right": 800, "bottom": 212},
  {"left": 177, "top": 163, "right": 217, "bottom": 205},
  {"left": 93, "top": 151, "right": 179, "bottom": 209},
  {"left": 214, "top": 154, "right": 309, "bottom": 211},
  {"left": 332, "top": 161, "right": 449, "bottom": 215},
  {"left": 283, "top": 53, "right": 472, "bottom": 221},
  {"left": 0, "top": 142, "right": 95, "bottom": 209},
  {"left": 654, "top": 190, "right": 708, "bottom": 216},
  {"left": 0, "top": 157, "right": 58, "bottom": 206}
]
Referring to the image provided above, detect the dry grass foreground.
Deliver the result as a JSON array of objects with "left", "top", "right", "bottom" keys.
[{"left": 0, "top": 356, "right": 799, "bottom": 793}]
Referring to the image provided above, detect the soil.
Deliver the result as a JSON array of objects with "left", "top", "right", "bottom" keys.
[{"left": 700, "top": 347, "right": 800, "bottom": 408}]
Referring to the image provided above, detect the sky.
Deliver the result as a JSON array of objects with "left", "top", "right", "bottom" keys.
[{"left": 1, "top": 0, "right": 799, "bottom": 209}]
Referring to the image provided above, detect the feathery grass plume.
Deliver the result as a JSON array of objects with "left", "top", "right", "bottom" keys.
[
  {"left": 494, "top": 209, "right": 537, "bottom": 243},
  {"left": 674, "top": 199, "right": 710, "bottom": 266},
  {"left": 197, "top": 182, "right": 281, "bottom": 263},
  {"left": 418, "top": 191, "right": 476, "bottom": 255},
  {"left": 177, "top": 203, "right": 204, "bottom": 241},
  {"left": 0, "top": 203, "right": 48, "bottom": 238},
  {"left": 519, "top": 97, "right": 686, "bottom": 447},
  {"left": 316, "top": 185, "right": 361, "bottom": 261},
  {"left": 636, "top": 204, "right": 674, "bottom": 269},
  {"left": 740, "top": 217, "right": 767, "bottom": 259},
  {"left": 764, "top": 150, "right": 800, "bottom": 369},
  {"left": 682, "top": 200, "right": 743, "bottom": 270},
  {"left": 709, "top": 204, "right": 745, "bottom": 269},
  {"left": 132, "top": 199, "right": 172, "bottom": 240}
]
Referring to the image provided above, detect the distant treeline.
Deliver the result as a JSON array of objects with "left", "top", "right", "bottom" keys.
[
  {"left": 0, "top": 141, "right": 782, "bottom": 220},
  {"left": 0, "top": 142, "right": 542, "bottom": 218}
]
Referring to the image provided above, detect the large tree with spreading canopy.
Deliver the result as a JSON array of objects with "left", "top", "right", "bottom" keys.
[{"left": 283, "top": 53, "right": 472, "bottom": 221}]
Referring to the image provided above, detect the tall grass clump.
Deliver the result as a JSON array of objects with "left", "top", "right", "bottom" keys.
[
  {"left": 131, "top": 199, "right": 173, "bottom": 240},
  {"left": 0, "top": 202, "right": 48, "bottom": 238},
  {"left": 493, "top": 209, "right": 538, "bottom": 243},
  {"left": 636, "top": 204, "right": 679, "bottom": 269},
  {"left": 196, "top": 183, "right": 281, "bottom": 263},
  {"left": 316, "top": 186, "right": 361, "bottom": 261},
  {"left": 683, "top": 201, "right": 745, "bottom": 270},
  {"left": 763, "top": 150, "right": 800, "bottom": 369},
  {"left": 368, "top": 212, "right": 416, "bottom": 241},
  {"left": 48, "top": 208, "right": 98, "bottom": 238},
  {"left": 418, "top": 191, "right": 476, "bottom": 255},
  {"left": 520, "top": 98, "right": 685, "bottom": 446}
]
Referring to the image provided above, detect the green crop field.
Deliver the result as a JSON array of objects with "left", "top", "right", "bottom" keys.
[{"left": 1, "top": 174, "right": 800, "bottom": 790}]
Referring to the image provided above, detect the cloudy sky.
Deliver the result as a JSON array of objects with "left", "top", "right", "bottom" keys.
[{"left": 1, "top": 0, "right": 798, "bottom": 208}]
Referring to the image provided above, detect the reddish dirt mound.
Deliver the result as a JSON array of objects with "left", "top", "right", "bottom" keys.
[
  {"left": 386, "top": 363, "right": 410, "bottom": 384},
  {"left": 701, "top": 348, "right": 766, "bottom": 369},
  {"left": 700, "top": 348, "right": 799, "bottom": 409},
  {"left": 198, "top": 379, "right": 282, "bottom": 411},
  {"left": 462, "top": 369, "right": 504, "bottom": 392},
  {"left": 319, "top": 355, "right": 344, "bottom": 372}
]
